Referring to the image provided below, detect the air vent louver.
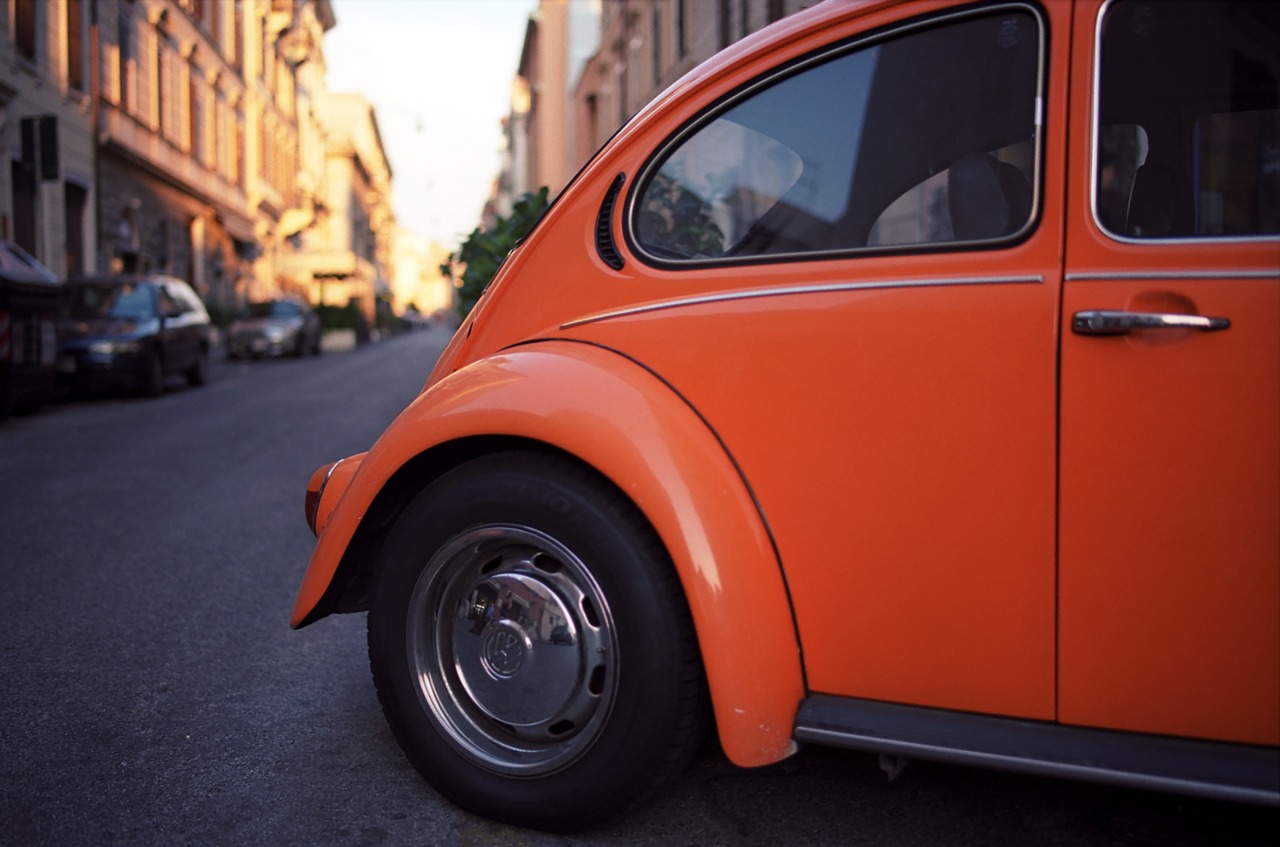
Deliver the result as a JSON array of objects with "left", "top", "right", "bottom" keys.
[{"left": 595, "top": 174, "right": 625, "bottom": 271}]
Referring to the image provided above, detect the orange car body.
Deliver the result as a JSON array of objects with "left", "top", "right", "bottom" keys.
[{"left": 295, "top": 0, "right": 1279, "bottom": 801}]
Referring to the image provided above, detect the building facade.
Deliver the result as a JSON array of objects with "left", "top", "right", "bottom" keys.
[
  {"left": 94, "top": 0, "right": 258, "bottom": 313},
  {"left": 493, "top": 0, "right": 601, "bottom": 220},
  {"left": 285, "top": 91, "right": 393, "bottom": 324},
  {"left": 495, "top": 0, "right": 815, "bottom": 215},
  {"left": 1, "top": 0, "right": 97, "bottom": 278},
  {"left": 391, "top": 227, "right": 453, "bottom": 321},
  {"left": 2, "top": 0, "right": 394, "bottom": 326},
  {"left": 576, "top": 0, "right": 815, "bottom": 157}
]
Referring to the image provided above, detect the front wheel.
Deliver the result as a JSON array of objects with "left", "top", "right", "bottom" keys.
[
  {"left": 140, "top": 349, "right": 164, "bottom": 397},
  {"left": 186, "top": 346, "right": 208, "bottom": 386},
  {"left": 367, "top": 451, "right": 707, "bottom": 831}
]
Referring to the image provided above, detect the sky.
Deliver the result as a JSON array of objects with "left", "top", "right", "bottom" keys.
[{"left": 323, "top": 0, "right": 537, "bottom": 252}]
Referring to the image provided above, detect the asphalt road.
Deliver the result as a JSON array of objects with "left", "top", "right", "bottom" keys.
[{"left": 1, "top": 326, "right": 1276, "bottom": 846}]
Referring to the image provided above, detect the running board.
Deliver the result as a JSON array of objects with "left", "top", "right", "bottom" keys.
[{"left": 794, "top": 695, "right": 1280, "bottom": 806}]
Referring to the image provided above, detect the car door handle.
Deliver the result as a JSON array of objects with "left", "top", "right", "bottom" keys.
[{"left": 1071, "top": 310, "right": 1231, "bottom": 336}]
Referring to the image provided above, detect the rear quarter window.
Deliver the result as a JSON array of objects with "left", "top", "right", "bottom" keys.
[{"left": 629, "top": 4, "right": 1045, "bottom": 265}]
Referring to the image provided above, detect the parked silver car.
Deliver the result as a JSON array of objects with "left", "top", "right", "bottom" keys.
[{"left": 226, "top": 297, "right": 321, "bottom": 359}]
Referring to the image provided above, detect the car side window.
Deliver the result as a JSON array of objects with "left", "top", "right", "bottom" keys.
[
  {"left": 157, "top": 287, "right": 185, "bottom": 317},
  {"left": 173, "top": 284, "right": 205, "bottom": 315},
  {"left": 631, "top": 6, "right": 1043, "bottom": 263},
  {"left": 1095, "top": 0, "right": 1280, "bottom": 239}
]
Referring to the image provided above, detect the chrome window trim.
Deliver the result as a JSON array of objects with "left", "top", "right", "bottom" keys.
[
  {"left": 1097, "top": 232, "right": 1280, "bottom": 247},
  {"left": 624, "top": 2, "right": 1048, "bottom": 269},
  {"left": 1091, "top": 0, "right": 1280, "bottom": 244},
  {"left": 1089, "top": 0, "right": 1116, "bottom": 239},
  {"left": 562, "top": 274, "right": 1043, "bottom": 329},
  {"left": 1065, "top": 269, "right": 1280, "bottom": 282}
]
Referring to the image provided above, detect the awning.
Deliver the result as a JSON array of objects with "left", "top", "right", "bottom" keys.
[
  {"left": 216, "top": 211, "right": 257, "bottom": 245},
  {"left": 0, "top": 240, "right": 57, "bottom": 283}
]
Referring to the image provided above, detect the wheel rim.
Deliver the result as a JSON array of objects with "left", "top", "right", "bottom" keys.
[{"left": 406, "top": 524, "right": 619, "bottom": 776}]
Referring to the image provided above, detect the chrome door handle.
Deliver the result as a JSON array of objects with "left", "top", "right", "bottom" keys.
[{"left": 1071, "top": 310, "right": 1231, "bottom": 336}]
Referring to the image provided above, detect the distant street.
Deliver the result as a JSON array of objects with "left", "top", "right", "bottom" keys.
[{"left": 1, "top": 325, "right": 1276, "bottom": 847}]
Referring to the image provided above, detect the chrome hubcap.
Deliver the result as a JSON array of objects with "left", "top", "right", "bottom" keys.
[{"left": 407, "top": 525, "right": 618, "bottom": 776}]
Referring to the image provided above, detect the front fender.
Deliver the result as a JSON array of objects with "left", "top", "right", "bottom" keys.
[{"left": 292, "top": 340, "right": 803, "bottom": 767}]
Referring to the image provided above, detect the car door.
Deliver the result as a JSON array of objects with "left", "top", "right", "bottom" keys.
[
  {"left": 1059, "top": 0, "right": 1280, "bottom": 745},
  {"left": 155, "top": 283, "right": 194, "bottom": 374},
  {"left": 605, "top": 1, "right": 1071, "bottom": 720}
]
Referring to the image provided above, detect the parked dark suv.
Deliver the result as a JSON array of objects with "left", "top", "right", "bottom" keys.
[{"left": 58, "top": 274, "right": 212, "bottom": 397}]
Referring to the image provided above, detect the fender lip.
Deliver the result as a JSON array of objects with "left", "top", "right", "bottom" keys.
[
  {"left": 292, "top": 453, "right": 368, "bottom": 629},
  {"left": 289, "top": 340, "right": 805, "bottom": 767},
  {"left": 291, "top": 454, "right": 369, "bottom": 629}
]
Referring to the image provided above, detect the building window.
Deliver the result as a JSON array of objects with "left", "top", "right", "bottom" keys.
[
  {"left": 156, "top": 34, "right": 168, "bottom": 136},
  {"left": 283, "top": 128, "right": 295, "bottom": 196},
  {"left": 11, "top": 160, "right": 37, "bottom": 256},
  {"left": 261, "top": 18, "right": 275, "bottom": 89},
  {"left": 676, "top": 0, "right": 687, "bottom": 59},
  {"left": 260, "top": 114, "right": 272, "bottom": 189},
  {"left": 584, "top": 92, "right": 599, "bottom": 153},
  {"left": 189, "top": 68, "right": 202, "bottom": 160},
  {"left": 216, "top": 92, "right": 230, "bottom": 179},
  {"left": 210, "top": 0, "right": 221, "bottom": 49},
  {"left": 651, "top": 5, "right": 661, "bottom": 88},
  {"left": 64, "top": 182, "right": 89, "bottom": 278},
  {"left": 234, "top": 109, "right": 245, "bottom": 188},
  {"left": 118, "top": 5, "right": 134, "bottom": 110},
  {"left": 232, "top": 1, "right": 244, "bottom": 69},
  {"left": 617, "top": 61, "right": 627, "bottom": 127},
  {"left": 15, "top": 0, "right": 37, "bottom": 62},
  {"left": 67, "top": 0, "right": 87, "bottom": 91}
]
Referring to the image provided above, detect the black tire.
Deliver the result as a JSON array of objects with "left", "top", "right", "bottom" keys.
[
  {"left": 367, "top": 451, "right": 707, "bottom": 832},
  {"left": 141, "top": 350, "right": 164, "bottom": 397},
  {"left": 186, "top": 346, "right": 208, "bottom": 386}
]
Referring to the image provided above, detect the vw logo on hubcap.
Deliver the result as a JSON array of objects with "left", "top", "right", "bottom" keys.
[{"left": 480, "top": 624, "right": 526, "bottom": 678}]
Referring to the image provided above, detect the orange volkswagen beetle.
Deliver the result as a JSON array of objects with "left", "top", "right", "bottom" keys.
[{"left": 294, "top": 0, "right": 1279, "bottom": 830}]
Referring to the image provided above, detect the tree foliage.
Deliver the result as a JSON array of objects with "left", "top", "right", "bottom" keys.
[
  {"left": 444, "top": 188, "right": 550, "bottom": 320},
  {"left": 635, "top": 172, "right": 725, "bottom": 258}
]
